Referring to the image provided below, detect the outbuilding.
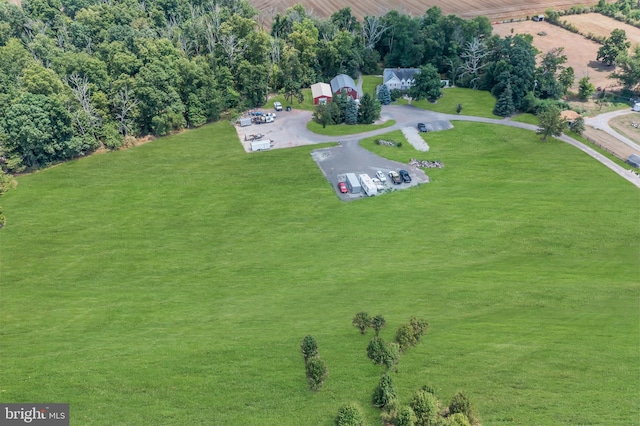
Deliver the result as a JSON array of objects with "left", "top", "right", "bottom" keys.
[
  {"left": 330, "top": 74, "right": 359, "bottom": 100},
  {"left": 311, "top": 82, "right": 333, "bottom": 105},
  {"left": 627, "top": 153, "right": 640, "bottom": 168}
]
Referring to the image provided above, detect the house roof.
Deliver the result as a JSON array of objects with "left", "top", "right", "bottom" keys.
[
  {"left": 560, "top": 110, "right": 580, "bottom": 121},
  {"left": 330, "top": 74, "right": 357, "bottom": 93},
  {"left": 311, "top": 82, "right": 332, "bottom": 99},
  {"left": 383, "top": 68, "right": 420, "bottom": 84}
]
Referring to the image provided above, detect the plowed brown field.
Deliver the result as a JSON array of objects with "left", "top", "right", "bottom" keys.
[
  {"left": 253, "top": 0, "right": 604, "bottom": 28},
  {"left": 492, "top": 20, "right": 615, "bottom": 90},
  {"left": 562, "top": 13, "right": 640, "bottom": 46}
]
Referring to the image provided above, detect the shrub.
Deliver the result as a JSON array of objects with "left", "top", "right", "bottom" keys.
[
  {"left": 367, "top": 337, "right": 401, "bottom": 368},
  {"left": 334, "top": 403, "right": 365, "bottom": 426},
  {"left": 371, "top": 315, "right": 386, "bottom": 335},
  {"left": 396, "top": 405, "right": 417, "bottom": 426},
  {"left": 410, "top": 389, "right": 439, "bottom": 426},
  {"left": 301, "top": 335, "right": 318, "bottom": 363},
  {"left": 390, "top": 89, "right": 403, "bottom": 101},
  {"left": 395, "top": 317, "right": 429, "bottom": 352},
  {"left": 372, "top": 373, "right": 397, "bottom": 409},
  {"left": 395, "top": 324, "right": 415, "bottom": 352},
  {"left": 448, "top": 392, "right": 475, "bottom": 424},
  {"left": 306, "top": 356, "right": 328, "bottom": 390},
  {"left": 352, "top": 312, "right": 372, "bottom": 334}
]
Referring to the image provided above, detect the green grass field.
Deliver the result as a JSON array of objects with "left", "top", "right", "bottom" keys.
[
  {"left": 1, "top": 120, "right": 638, "bottom": 425},
  {"left": 398, "top": 87, "right": 499, "bottom": 118}
]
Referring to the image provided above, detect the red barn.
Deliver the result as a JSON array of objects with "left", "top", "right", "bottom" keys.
[
  {"left": 330, "top": 74, "right": 359, "bottom": 100},
  {"left": 311, "top": 82, "right": 332, "bottom": 105}
]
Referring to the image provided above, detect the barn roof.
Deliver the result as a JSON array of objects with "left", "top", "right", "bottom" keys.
[
  {"left": 330, "top": 74, "right": 357, "bottom": 93},
  {"left": 311, "top": 82, "right": 332, "bottom": 99}
]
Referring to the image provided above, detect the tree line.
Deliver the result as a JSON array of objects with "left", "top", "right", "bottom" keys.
[{"left": 1, "top": 0, "right": 638, "bottom": 175}]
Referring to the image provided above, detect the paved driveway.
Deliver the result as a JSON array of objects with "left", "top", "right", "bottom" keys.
[{"left": 234, "top": 104, "right": 640, "bottom": 190}]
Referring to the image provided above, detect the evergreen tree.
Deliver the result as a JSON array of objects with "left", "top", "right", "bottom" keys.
[
  {"left": 372, "top": 373, "right": 397, "bottom": 409},
  {"left": 345, "top": 97, "right": 358, "bottom": 124},
  {"left": 493, "top": 84, "right": 515, "bottom": 117},
  {"left": 357, "top": 93, "right": 380, "bottom": 124},
  {"left": 301, "top": 335, "right": 318, "bottom": 363},
  {"left": 334, "top": 403, "right": 365, "bottom": 426},
  {"left": 377, "top": 83, "right": 391, "bottom": 105}
]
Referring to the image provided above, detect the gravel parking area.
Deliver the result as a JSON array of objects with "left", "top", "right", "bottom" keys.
[{"left": 310, "top": 141, "right": 429, "bottom": 201}]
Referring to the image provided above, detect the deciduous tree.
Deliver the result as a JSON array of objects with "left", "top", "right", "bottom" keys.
[
  {"left": 536, "top": 105, "right": 566, "bottom": 141},
  {"left": 352, "top": 311, "right": 371, "bottom": 334},
  {"left": 597, "top": 28, "right": 631, "bottom": 66}
]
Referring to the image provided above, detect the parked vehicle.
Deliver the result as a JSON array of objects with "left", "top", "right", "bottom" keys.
[
  {"left": 345, "top": 173, "right": 361, "bottom": 193},
  {"left": 337, "top": 182, "right": 348, "bottom": 193},
  {"left": 250, "top": 139, "right": 271, "bottom": 151},
  {"left": 274, "top": 101, "right": 283, "bottom": 111},
  {"left": 417, "top": 123, "right": 428, "bottom": 132},
  {"left": 375, "top": 170, "right": 387, "bottom": 182},
  {"left": 388, "top": 171, "right": 402, "bottom": 185},
  {"left": 359, "top": 174, "right": 377, "bottom": 196},
  {"left": 372, "top": 178, "right": 385, "bottom": 191},
  {"left": 399, "top": 169, "right": 411, "bottom": 183}
]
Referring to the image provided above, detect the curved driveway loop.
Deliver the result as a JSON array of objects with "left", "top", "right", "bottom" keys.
[{"left": 235, "top": 104, "right": 640, "bottom": 191}]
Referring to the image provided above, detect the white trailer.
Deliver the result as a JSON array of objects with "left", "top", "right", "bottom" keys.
[
  {"left": 359, "top": 174, "right": 377, "bottom": 196},
  {"left": 251, "top": 139, "right": 271, "bottom": 151},
  {"left": 345, "top": 173, "right": 361, "bottom": 193},
  {"left": 633, "top": 102, "right": 640, "bottom": 112}
]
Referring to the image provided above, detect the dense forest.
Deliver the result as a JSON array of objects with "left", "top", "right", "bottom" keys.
[{"left": 0, "top": 0, "right": 638, "bottom": 174}]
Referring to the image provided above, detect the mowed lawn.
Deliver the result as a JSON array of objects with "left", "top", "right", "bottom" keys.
[{"left": 1, "top": 120, "right": 638, "bottom": 425}]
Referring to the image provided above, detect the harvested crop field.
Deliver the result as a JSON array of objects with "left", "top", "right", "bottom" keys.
[
  {"left": 252, "top": 0, "right": 603, "bottom": 28},
  {"left": 562, "top": 13, "right": 640, "bottom": 47},
  {"left": 492, "top": 20, "right": 615, "bottom": 90}
]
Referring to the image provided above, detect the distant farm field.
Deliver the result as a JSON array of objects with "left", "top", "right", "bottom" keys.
[
  {"left": 253, "top": 0, "right": 604, "bottom": 28},
  {"left": 562, "top": 13, "right": 640, "bottom": 46},
  {"left": 1, "top": 118, "right": 638, "bottom": 425},
  {"left": 492, "top": 20, "right": 613, "bottom": 90}
]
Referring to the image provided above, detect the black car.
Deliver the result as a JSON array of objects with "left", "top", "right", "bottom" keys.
[
  {"left": 417, "top": 123, "right": 428, "bottom": 132},
  {"left": 399, "top": 169, "right": 411, "bottom": 183}
]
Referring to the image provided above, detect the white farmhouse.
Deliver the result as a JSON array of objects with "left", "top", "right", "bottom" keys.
[{"left": 383, "top": 68, "right": 421, "bottom": 91}]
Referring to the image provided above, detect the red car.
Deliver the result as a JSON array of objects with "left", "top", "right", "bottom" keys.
[{"left": 337, "top": 181, "right": 348, "bottom": 193}]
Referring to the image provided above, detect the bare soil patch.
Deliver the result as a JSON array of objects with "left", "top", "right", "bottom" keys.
[
  {"left": 582, "top": 125, "right": 639, "bottom": 160},
  {"left": 492, "top": 20, "right": 616, "bottom": 90},
  {"left": 562, "top": 13, "right": 640, "bottom": 47},
  {"left": 253, "top": 0, "right": 602, "bottom": 30},
  {"left": 609, "top": 113, "right": 640, "bottom": 145}
]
